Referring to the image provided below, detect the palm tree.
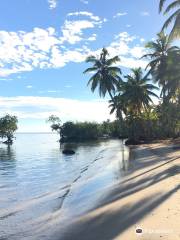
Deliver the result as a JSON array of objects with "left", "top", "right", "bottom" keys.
[
  {"left": 119, "top": 68, "right": 159, "bottom": 141},
  {"left": 83, "top": 48, "right": 122, "bottom": 100},
  {"left": 109, "top": 95, "right": 126, "bottom": 120},
  {"left": 121, "top": 68, "right": 159, "bottom": 116},
  {"left": 159, "top": 0, "right": 180, "bottom": 40},
  {"left": 142, "top": 33, "right": 179, "bottom": 100}
]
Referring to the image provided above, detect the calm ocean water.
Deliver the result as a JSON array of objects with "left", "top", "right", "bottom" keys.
[{"left": 0, "top": 133, "right": 129, "bottom": 240}]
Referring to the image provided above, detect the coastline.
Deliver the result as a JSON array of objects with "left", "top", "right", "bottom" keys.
[{"left": 57, "top": 140, "right": 180, "bottom": 240}]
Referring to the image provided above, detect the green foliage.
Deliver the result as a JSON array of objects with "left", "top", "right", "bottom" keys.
[
  {"left": 84, "top": 48, "right": 122, "bottom": 100},
  {"left": 47, "top": 117, "right": 126, "bottom": 142},
  {"left": 47, "top": 115, "right": 61, "bottom": 134},
  {"left": 0, "top": 114, "right": 18, "bottom": 143},
  {"left": 121, "top": 68, "right": 159, "bottom": 115},
  {"left": 61, "top": 121, "right": 102, "bottom": 141},
  {"left": 159, "top": 0, "right": 180, "bottom": 40},
  {"left": 142, "top": 33, "right": 180, "bottom": 102}
]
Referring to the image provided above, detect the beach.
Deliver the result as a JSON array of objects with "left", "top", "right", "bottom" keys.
[{"left": 58, "top": 140, "right": 180, "bottom": 240}]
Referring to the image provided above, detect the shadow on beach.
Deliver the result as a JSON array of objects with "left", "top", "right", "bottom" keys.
[{"left": 58, "top": 143, "right": 180, "bottom": 240}]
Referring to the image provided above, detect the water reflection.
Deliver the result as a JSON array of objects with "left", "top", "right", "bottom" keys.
[
  {"left": 0, "top": 145, "right": 16, "bottom": 174},
  {"left": 121, "top": 143, "right": 130, "bottom": 171},
  {"left": 0, "top": 135, "right": 130, "bottom": 240}
]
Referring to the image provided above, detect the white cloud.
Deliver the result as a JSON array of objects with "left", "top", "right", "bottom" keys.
[
  {"left": 113, "top": 12, "right": 127, "bottom": 18},
  {"left": 119, "top": 56, "right": 147, "bottom": 69},
  {"left": 67, "top": 11, "right": 100, "bottom": 21},
  {"left": 0, "top": 96, "right": 115, "bottom": 123},
  {"left": 87, "top": 33, "right": 97, "bottom": 41},
  {"left": 48, "top": 0, "right": 57, "bottom": 9},
  {"left": 60, "top": 12, "right": 104, "bottom": 44},
  {"left": 0, "top": 78, "right": 13, "bottom": 81},
  {"left": 130, "top": 46, "right": 146, "bottom": 58},
  {"left": 0, "top": 24, "right": 94, "bottom": 76},
  {"left": 26, "top": 85, "right": 33, "bottom": 89},
  {"left": 104, "top": 32, "right": 147, "bottom": 69},
  {"left": 140, "top": 11, "right": 150, "bottom": 16},
  {"left": 140, "top": 38, "right": 145, "bottom": 42},
  {"left": 0, "top": 20, "right": 147, "bottom": 76},
  {"left": 80, "top": 0, "right": 89, "bottom": 4},
  {"left": 0, "top": 27, "right": 59, "bottom": 76},
  {"left": 60, "top": 20, "right": 96, "bottom": 44}
]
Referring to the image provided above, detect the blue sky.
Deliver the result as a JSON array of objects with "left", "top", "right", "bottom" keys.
[{"left": 0, "top": 0, "right": 166, "bottom": 132}]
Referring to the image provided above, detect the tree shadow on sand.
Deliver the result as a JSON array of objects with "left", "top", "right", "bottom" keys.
[
  {"left": 59, "top": 145, "right": 180, "bottom": 240},
  {"left": 61, "top": 184, "right": 179, "bottom": 240}
]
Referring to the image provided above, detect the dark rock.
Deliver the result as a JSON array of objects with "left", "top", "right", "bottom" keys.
[
  {"left": 62, "top": 149, "right": 75, "bottom": 155},
  {"left": 125, "top": 139, "right": 141, "bottom": 145},
  {"left": 136, "top": 228, "right": 143, "bottom": 234}
]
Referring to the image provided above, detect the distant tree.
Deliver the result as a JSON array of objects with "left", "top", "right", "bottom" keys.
[
  {"left": 47, "top": 115, "right": 62, "bottom": 140},
  {"left": 61, "top": 121, "right": 101, "bottom": 142},
  {"left": 0, "top": 114, "right": 18, "bottom": 144}
]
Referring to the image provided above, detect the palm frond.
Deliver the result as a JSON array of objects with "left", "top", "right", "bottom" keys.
[
  {"left": 83, "top": 67, "right": 98, "bottom": 74},
  {"left": 85, "top": 55, "right": 97, "bottom": 63},
  {"left": 107, "top": 66, "right": 122, "bottom": 73},
  {"left": 161, "top": 9, "right": 180, "bottom": 31},
  {"left": 106, "top": 56, "right": 120, "bottom": 65},
  {"left": 164, "top": 1, "right": 180, "bottom": 14},
  {"left": 168, "top": 12, "right": 180, "bottom": 40}
]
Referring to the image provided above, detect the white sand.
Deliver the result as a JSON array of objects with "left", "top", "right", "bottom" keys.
[{"left": 59, "top": 141, "right": 180, "bottom": 240}]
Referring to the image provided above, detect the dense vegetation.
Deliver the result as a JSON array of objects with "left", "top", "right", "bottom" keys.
[
  {"left": 49, "top": 1, "right": 180, "bottom": 144},
  {"left": 82, "top": 0, "right": 180, "bottom": 144},
  {"left": 48, "top": 117, "right": 122, "bottom": 142},
  {"left": 83, "top": 39, "right": 179, "bottom": 143},
  {"left": 0, "top": 114, "right": 18, "bottom": 144}
]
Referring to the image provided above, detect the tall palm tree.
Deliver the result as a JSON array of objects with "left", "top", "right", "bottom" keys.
[
  {"left": 163, "top": 49, "right": 180, "bottom": 101},
  {"left": 159, "top": 0, "right": 180, "bottom": 40},
  {"left": 142, "top": 33, "right": 179, "bottom": 100},
  {"left": 121, "top": 68, "right": 159, "bottom": 116},
  {"left": 119, "top": 68, "right": 159, "bottom": 141},
  {"left": 83, "top": 48, "right": 122, "bottom": 100}
]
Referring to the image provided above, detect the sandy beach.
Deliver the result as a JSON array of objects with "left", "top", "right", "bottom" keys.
[{"left": 59, "top": 140, "right": 180, "bottom": 240}]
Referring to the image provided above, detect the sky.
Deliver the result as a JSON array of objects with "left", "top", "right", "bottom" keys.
[{"left": 0, "top": 0, "right": 166, "bottom": 132}]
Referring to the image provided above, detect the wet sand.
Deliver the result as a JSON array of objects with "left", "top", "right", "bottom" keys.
[{"left": 58, "top": 141, "right": 180, "bottom": 240}]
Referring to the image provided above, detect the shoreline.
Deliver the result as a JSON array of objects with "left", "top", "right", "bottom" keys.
[{"left": 57, "top": 140, "right": 180, "bottom": 240}]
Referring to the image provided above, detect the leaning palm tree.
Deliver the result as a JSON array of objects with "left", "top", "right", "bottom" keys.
[
  {"left": 159, "top": 0, "right": 180, "bottom": 40},
  {"left": 142, "top": 32, "right": 179, "bottom": 100},
  {"left": 122, "top": 68, "right": 159, "bottom": 116},
  {"left": 83, "top": 48, "right": 122, "bottom": 100}
]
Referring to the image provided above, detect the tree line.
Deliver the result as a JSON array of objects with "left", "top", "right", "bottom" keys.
[{"left": 47, "top": 116, "right": 123, "bottom": 142}]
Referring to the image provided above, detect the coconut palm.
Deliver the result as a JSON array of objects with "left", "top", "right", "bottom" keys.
[
  {"left": 121, "top": 68, "right": 159, "bottom": 116},
  {"left": 118, "top": 68, "right": 159, "bottom": 141},
  {"left": 142, "top": 33, "right": 179, "bottom": 100},
  {"left": 159, "top": 0, "right": 180, "bottom": 40},
  {"left": 109, "top": 95, "right": 127, "bottom": 119},
  {"left": 163, "top": 49, "right": 180, "bottom": 101},
  {"left": 83, "top": 48, "right": 122, "bottom": 100}
]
